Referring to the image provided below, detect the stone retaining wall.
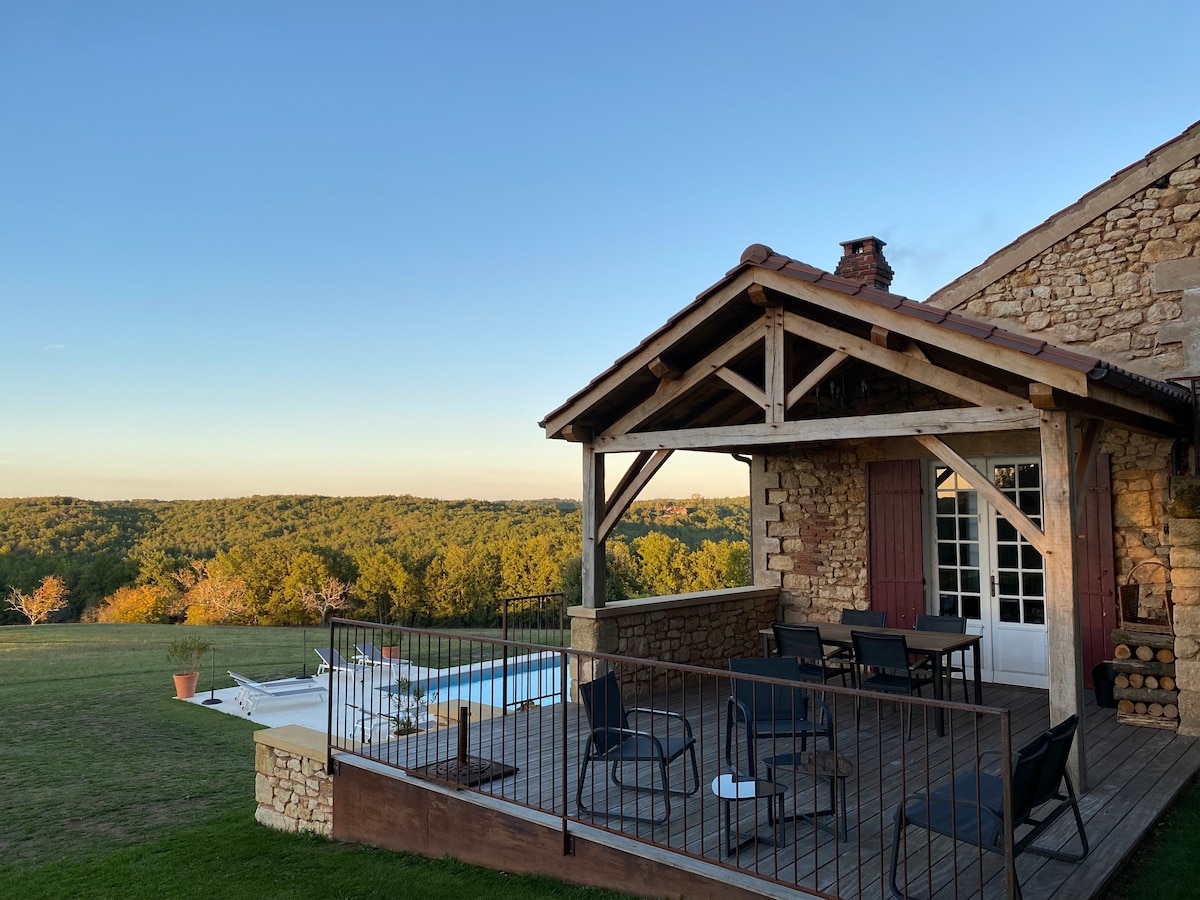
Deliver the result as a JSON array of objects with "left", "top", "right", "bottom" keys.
[{"left": 253, "top": 725, "right": 333, "bottom": 836}]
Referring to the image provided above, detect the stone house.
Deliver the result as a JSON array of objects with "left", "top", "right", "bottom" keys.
[{"left": 542, "top": 120, "right": 1200, "bottom": 779}]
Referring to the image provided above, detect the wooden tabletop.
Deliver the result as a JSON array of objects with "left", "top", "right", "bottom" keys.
[{"left": 760, "top": 622, "right": 980, "bottom": 654}]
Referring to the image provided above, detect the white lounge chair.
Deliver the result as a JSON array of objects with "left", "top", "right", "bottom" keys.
[
  {"left": 354, "top": 642, "right": 412, "bottom": 673},
  {"left": 228, "top": 671, "right": 327, "bottom": 715},
  {"left": 314, "top": 646, "right": 365, "bottom": 675}
]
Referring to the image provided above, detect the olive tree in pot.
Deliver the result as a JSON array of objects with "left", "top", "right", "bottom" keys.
[{"left": 167, "top": 634, "right": 214, "bottom": 699}]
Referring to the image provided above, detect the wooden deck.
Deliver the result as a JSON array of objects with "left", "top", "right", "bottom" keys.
[{"left": 342, "top": 681, "right": 1200, "bottom": 899}]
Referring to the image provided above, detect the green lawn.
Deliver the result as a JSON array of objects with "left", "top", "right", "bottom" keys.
[{"left": 0, "top": 624, "right": 625, "bottom": 900}]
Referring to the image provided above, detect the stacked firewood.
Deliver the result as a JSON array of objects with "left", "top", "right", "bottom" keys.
[{"left": 1112, "top": 627, "right": 1178, "bottom": 730}]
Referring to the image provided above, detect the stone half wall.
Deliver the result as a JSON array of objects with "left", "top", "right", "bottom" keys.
[
  {"left": 568, "top": 586, "right": 778, "bottom": 692},
  {"left": 947, "top": 154, "right": 1200, "bottom": 380},
  {"left": 253, "top": 725, "right": 333, "bottom": 836}
]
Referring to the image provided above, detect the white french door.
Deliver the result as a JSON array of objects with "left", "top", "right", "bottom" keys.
[{"left": 926, "top": 458, "right": 1048, "bottom": 688}]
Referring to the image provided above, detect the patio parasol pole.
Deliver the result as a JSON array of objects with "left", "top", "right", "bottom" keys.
[
  {"left": 296, "top": 628, "right": 312, "bottom": 679},
  {"left": 202, "top": 647, "right": 222, "bottom": 705}
]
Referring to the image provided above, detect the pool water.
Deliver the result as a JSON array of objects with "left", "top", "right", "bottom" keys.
[{"left": 403, "top": 654, "right": 565, "bottom": 709}]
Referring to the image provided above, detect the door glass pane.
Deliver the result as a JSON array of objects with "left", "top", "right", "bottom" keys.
[
  {"left": 932, "top": 466, "right": 981, "bottom": 621},
  {"left": 992, "top": 461, "right": 1044, "bottom": 626}
]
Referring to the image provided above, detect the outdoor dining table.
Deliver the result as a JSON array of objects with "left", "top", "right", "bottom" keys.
[{"left": 759, "top": 622, "right": 983, "bottom": 737}]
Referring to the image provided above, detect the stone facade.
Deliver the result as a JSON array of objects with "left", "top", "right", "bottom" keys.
[
  {"left": 253, "top": 726, "right": 333, "bottom": 836},
  {"left": 951, "top": 154, "right": 1200, "bottom": 380},
  {"left": 763, "top": 444, "right": 871, "bottom": 621}
]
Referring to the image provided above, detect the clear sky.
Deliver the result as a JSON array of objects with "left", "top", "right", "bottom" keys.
[{"left": 3, "top": 2, "right": 1198, "bottom": 503}]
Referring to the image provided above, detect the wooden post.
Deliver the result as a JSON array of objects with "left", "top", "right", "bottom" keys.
[
  {"left": 1040, "top": 407, "right": 1088, "bottom": 790},
  {"left": 581, "top": 443, "right": 606, "bottom": 609}
]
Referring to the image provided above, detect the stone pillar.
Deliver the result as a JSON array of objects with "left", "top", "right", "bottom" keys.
[
  {"left": 1169, "top": 480, "right": 1200, "bottom": 736},
  {"left": 253, "top": 725, "right": 334, "bottom": 835}
]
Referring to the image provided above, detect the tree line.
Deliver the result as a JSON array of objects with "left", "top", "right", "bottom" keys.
[{"left": 0, "top": 494, "right": 749, "bottom": 627}]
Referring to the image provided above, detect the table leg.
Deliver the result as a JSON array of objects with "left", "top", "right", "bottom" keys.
[
  {"left": 932, "top": 652, "right": 945, "bottom": 736},
  {"left": 972, "top": 641, "right": 983, "bottom": 704}
]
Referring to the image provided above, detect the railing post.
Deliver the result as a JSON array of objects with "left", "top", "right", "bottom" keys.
[
  {"left": 1001, "top": 710, "right": 1016, "bottom": 899},
  {"left": 502, "top": 596, "right": 509, "bottom": 716},
  {"left": 561, "top": 645, "right": 573, "bottom": 855}
]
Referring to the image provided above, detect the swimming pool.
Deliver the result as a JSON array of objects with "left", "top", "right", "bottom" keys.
[{"left": 398, "top": 653, "right": 565, "bottom": 710}]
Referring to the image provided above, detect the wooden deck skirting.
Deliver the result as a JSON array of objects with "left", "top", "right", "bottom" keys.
[{"left": 330, "top": 680, "right": 1200, "bottom": 899}]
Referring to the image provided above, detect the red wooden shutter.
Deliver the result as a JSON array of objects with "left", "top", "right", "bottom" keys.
[
  {"left": 867, "top": 460, "right": 925, "bottom": 630},
  {"left": 1078, "top": 452, "right": 1116, "bottom": 690}
]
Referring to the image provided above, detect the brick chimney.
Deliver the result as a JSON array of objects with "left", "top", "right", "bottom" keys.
[{"left": 834, "top": 236, "right": 894, "bottom": 291}]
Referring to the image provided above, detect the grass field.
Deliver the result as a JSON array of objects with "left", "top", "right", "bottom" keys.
[{"left": 0, "top": 624, "right": 624, "bottom": 900}]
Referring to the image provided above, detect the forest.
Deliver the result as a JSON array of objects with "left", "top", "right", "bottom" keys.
[{"left": 0, "top": 494, "right": 750, "bottom": 627}]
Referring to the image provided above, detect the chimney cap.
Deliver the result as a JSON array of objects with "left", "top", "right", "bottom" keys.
[{"left": 839, "top": 236, "right": 886, "bottom": 254}]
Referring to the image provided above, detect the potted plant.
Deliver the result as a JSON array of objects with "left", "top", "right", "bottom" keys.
[
  {"left": 390, "top": 673, "right": 434, "bottom": 735},
  {"left": 167, "top": 634, "right": 214, "bottom": 699}
]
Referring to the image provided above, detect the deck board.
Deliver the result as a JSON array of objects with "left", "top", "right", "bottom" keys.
[{"left": 342, "top": 680, "right": 1198, "bottom": 899}]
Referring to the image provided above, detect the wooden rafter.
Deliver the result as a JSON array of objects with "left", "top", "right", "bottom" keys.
[
  {"left": 606, "top": 319, "right": 766, "bottom": 436},
  {"left": 782, "top": 310, "right": 1027, "bottom": 409},
  {"left": 786, "top": 350, "right": 848, "bottom": 411},
  {"left": 756, "top": 269, "right": 1093, "bottom": 395},
  {"left": 915, "top": 434, "right": 1050, "bottom": 555},
  {"left": 715, "top": 368, "right": 766, "bottom": 410}
]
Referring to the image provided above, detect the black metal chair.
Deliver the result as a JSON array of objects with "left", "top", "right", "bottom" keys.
[
  {"left": 888, "top": 714, "right": 1089, "bottom": 899},
  {"left": 725, "top": 657, "right": 835, "bottom": 779},
  {"left": 851, "top": 631, "right": 934, "bottom": 738},
  {"left": 575, "top": 670, "right": 699, "bottom": 825},
  {"left": 828, "top": 607, "right": 889, "bottom": 672},
  {"left": 772, "top": 622, "right": 854, "bottom": 687},
  {"left": 913, "top": 613, "right": 970, "bottom": 703}
]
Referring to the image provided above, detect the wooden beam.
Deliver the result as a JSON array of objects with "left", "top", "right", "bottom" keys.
[
  {"left": 561, "top": 424, "right": 594, "bottom": 443},
  {"left": 715, "top": 367, "right": 767, "bottom": 410},
  {"left": 755, "top": 269, "right": 1093, "bottom": 396},
  {"left": 605, "top": 319, "right": 766, "bottom": 436},
  {"left": 1041, "top": 408, "right": 1087, "bottom": 790},
  {"left": 782, "top": 310, "right": 1027, "bottom": 409},
  {"left": 648, "top": 357, "right": 681, "bottom": 381},
  {"left": 597, "top": 405, "right": 1040, "bottom": 452},
  {"left": 870, "top": 325, "right": 892, "bottom": 348},
  {"left": 785, "top": 350, "right": 848, "bottom": 411},
  {"left": 581, "top": 445, "right": 606, "bottom": 609},
  {"left": 598, "top": 449, "right": 673, "bottom": 542},
  {"left": 765, "top": 306, "right": 785, "bottom": 424},
  {"left": 747, "top": 283, "right": 778, "bottom": 306},
  {"left": 915, "top": 435, "right": 1049, "bottom": 555}
]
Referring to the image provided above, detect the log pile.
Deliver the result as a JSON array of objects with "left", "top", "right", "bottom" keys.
[{"left": 1112, "top": 627, "right": 1178, "bottom": 730}]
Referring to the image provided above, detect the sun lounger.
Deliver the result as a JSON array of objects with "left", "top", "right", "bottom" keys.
[
  {"left": 354, "top": 642, "right": 413, "bottom": 674},
  {"left": 228, "top": 671, "right": 327, "bottom": 715},
  {"left": 314, "top": 647, "right": 366, "bottom": 675}
]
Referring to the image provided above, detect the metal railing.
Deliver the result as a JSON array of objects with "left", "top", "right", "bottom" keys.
[{"left": 324, "top": 618, "right": 1017, "bottom": 899}]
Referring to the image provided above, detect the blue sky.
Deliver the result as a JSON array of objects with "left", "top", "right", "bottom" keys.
[{"left": 3, "top": 1, "right": 1198, "bottom": 502}]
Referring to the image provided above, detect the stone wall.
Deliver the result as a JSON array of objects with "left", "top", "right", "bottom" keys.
[
  {"left": 948, "top": 154, "right": 1200, "bottom": 380},
  {"left": 1170, "top": 481, "right": 1200, "bottom": 736},
  {"left": 762, "top": 444, "right": 870, "bottom": 622},
  {"left": 569, "top": 586, "right": 778, "bottom": 693},
  {"left": 253, "top": 725, "right": 333, "bottom": 836},
  {"left": 1107, "top": 429, "right": 1175, "bottom": 615}
]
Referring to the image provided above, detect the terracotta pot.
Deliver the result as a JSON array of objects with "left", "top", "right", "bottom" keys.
[
  {"left": 381, "top": 645, "right": 404, "bottom": 659},
  {"left": 173, "top": 672, "right": 200, "bottom": 699}
]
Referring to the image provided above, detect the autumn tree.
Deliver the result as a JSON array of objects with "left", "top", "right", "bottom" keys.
[
  {"left": 6, "top": 574, "right": 70, "bottom": 624},
  {"left": 95, "top": 583, "right": 176, "bottom": 623},
  {"left": 298, "top": 576, "right": 350, "bottom": 624}
]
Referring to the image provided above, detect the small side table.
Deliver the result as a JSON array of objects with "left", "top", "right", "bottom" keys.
[
  {"left": 710, "top": 774, "right": 788, "bottom": 857},
  {"left": 763, "top": 749, "right": 853, "bottom": 840}
]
